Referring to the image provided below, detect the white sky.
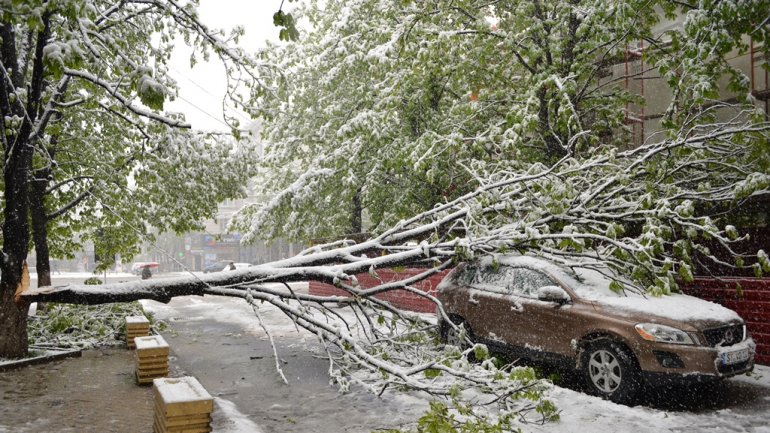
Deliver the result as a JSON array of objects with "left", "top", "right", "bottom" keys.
[{"left": 166, "top": 0, "right": 288, "bottom": 132}]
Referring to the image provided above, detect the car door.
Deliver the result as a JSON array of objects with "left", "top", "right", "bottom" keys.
[
  {"left": 460, "top": 264, "right": 520, "bottom": 347},
  {"left": 488, "top": 267, "right": 552, "bottom": 351},
  {"left": 508, "top": 268, "right": 586, "bottom": 357}
]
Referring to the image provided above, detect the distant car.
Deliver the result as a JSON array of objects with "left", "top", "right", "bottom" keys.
[
  {"left": 203, "top": 261, "right": 230, "bottom": 273},
  {"left": 203, "top": 261, "right": 253, "bottom": 272},
  {"left": 437, "top": 255, "right": 755, "bottom": 403}
]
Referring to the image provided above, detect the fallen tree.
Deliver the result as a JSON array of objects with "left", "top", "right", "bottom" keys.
[
  {"left": 27, "top": 113, "right": 770, "bottom": 304},
  {"left": 20, "top": 116, "right": 770, "bottom": 427}
]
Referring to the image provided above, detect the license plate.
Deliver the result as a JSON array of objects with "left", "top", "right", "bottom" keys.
[{"left": 721, "top": 348, "right": 750, "bottom": 365}]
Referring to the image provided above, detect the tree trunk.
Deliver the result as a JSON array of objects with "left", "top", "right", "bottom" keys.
[
  {"left": 0, "top": 15, "right": 51, "bottom": 358},
  {"left": 30, "top": 175, "right": 52, "bottom": 288},
  {"left": 537, "top": 87, "right": 565, "bottom": 162},
  {"left": 0, "top": 139, "right": 34, "bottom": 357},
  {"left": 0, "top": 289, "right": 28, "bottom": 358},
  {"left": 350, "top": 187, "right": 363, "bottom": 235},
  {"left": 30, "top": 135, "right": 59, "bottom": 289}
]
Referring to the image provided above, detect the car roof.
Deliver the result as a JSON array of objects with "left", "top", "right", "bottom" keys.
[{"left": 473, "top": 254, "right": 628, "bottom": 298}]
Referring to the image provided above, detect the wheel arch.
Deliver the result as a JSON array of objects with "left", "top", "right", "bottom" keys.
[{"left": 576, "top": 331, "right": 640, "bottom": 370}]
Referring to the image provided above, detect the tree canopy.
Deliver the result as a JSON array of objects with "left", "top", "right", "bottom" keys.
[
  {"left": 0, "top": 0, "right": 268, "bottom": 357},
  {"left": 235, "top": 0, "right": 770, "bottom": 245}
]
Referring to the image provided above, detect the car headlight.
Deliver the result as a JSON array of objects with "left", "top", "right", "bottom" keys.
[{"left": 635, "top": 323, "right": 695, "bottom": 345}]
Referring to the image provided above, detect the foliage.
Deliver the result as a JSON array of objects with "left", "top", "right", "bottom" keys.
[
  {"left": 379, "top": 373, "right": 558, "bottom": 433},
  {"left": 239, "top": 0, "right": 770, "bottom": 253},
  {"left": 28, "top": 302, "right": 162, "bottom": 349},
  {"left": 273, "top": 5, "right": 300, "bottom": 42},
  {"left": 0, "top": 0, "right": 264, "bottom": 270},
  {"left": 235, "top": 0, "right": 770, "bottom": 283}
]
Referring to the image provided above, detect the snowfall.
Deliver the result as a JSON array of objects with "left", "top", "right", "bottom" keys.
[{"left": 137, "top": 288, "right": 770, "bottom": 433}]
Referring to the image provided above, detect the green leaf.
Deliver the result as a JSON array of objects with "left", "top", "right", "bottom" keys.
[
  {"left": 678, "top": 262, "right": 693, "bottom": 283},
  {"left": 759, "top": 250, "right": 770, "bottom": 273},
  {"left": 273, "top": 10, "right": 285, "bottom": 26},
  {"left": 609, "top": 280, "right": 624, "bottom": 294},
  {"left": 473, "top": 344, "right": 489, "bottom": 361}
]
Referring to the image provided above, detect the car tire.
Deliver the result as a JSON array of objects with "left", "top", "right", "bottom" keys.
[
  {"left": 439, "top": 316, "right": 472, "bottom": 348},
  {"left": 582, "top": 339, "right": 640, "bottom": 404}
]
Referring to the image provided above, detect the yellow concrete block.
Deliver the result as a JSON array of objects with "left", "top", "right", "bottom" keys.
[
  {"left": 135, "top": 335, "right": 170, "bottom": 357},
  {"left": 153, "top": 377, "right": 213, "bottom": 417}
]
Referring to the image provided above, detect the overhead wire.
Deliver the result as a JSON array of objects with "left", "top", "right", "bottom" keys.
[{"left": 170, "top": 65, "right": 253, "bottom": 124}]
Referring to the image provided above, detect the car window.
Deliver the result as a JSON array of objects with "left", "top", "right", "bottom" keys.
[
  {"left": 457, "top": 264, "right": 556, "bottom": 297},
  {"left": 463, "top": 265, "right": 516, "bottom": 294},
  {"left": 509, "top": 268, "right": 556, "bottom": 297},
  {"left": 455, "top": 265, "right": 477, "bottom": 285},
  {"left": 476, "top": 265, "right": 512, "bottom": 287}
]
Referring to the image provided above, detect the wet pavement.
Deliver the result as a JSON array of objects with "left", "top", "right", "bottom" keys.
[
  {"left": 0, "top": 349, "right": 154, "bottom": 433},
  {"left": 142, "top": 295, "right": 428, "bottom": 433},
  {"left": 0, "top": 294, "right": 427, "bottom": 433}
]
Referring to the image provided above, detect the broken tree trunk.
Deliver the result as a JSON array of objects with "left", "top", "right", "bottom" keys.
[{"left": 21, "top": 242, "right": 454, "bottom": 305}]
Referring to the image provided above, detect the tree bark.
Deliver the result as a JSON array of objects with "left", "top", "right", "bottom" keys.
[
  {"left": 30, "top": 134, "right": 61, "bottom": 289},
  {"left": 350, "top": 187, "right": 363, "bottom": 235},
  {"left": 0, "top": 14, "right": 51, "bottom": 358},
  {"left": 537, "top": 87, "right": 565, "bottom": 161},
  {"left": 31, "top": 171, "right": 52, "bottom": 288}
]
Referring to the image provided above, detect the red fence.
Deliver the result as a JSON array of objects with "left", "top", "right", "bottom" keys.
[
  {"left": 310, "top": 270, "right": 770, "bottom": 365},
  {"left": 682, "top": 277, "right": 770, "bottom": 365},
  {"left": 308, "top": 268, "right": 451, "bottom": 313}
]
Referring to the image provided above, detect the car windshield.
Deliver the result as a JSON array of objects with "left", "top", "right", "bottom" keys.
[{"left": 554, "top": 267, "right": 630, "bottom": 299}]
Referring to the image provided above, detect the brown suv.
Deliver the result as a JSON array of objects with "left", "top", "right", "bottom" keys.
[{"left": 437, "top": 255, "right": 755, "bottom": 403}]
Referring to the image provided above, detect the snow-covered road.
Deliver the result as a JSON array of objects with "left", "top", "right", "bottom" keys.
[{"left": 142, "top": 294, "right": 770, "bottom": 433}]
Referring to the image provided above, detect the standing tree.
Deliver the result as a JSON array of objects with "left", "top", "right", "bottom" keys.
[{"left": 0, "top": 0, "right": 267, "bottom": 358}]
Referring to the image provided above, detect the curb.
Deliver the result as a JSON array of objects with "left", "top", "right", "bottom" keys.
[{"left": 0, "top": 346, "right": 82, "bottom": 372}]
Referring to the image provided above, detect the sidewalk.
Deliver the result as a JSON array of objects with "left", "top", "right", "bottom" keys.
[
  {"left": 0, "top": 348, "right": 154, "bottom": 433},
  {"left": 0, "top": 346, "right": 260, "bottom": 433},
  {"left": 0, "top": 292, "right": 421, "bottom": 433}
]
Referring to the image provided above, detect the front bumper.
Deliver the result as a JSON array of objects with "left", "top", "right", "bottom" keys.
[{"left": 635, "top": 337, "right": 755, "bottom": 379}]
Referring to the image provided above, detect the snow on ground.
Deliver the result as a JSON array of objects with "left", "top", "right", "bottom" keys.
[
  {"left": 527, "top": 376, "right": 770, "bottom": 433},
  {"left": 213, "top": 397, "right": 265, "bottom": 433},
  {"left": 142, "top": 294, "right": 770, "bottom": 433},
  {"left": 142, "top": 283, "right": 313, "bottom": 339}
]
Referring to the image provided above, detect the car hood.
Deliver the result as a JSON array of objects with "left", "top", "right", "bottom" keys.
[{"left": 588, "top": 292, "right": 743, "bottom": 331}]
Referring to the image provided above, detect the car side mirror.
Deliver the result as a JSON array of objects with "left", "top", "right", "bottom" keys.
[{"left": 537, "top": 286, "right": 570, "bottom": 304}]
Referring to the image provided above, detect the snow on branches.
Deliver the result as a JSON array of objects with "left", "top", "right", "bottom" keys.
[{"left": 24, "top": 108, "right": 770, "bottom": 424}]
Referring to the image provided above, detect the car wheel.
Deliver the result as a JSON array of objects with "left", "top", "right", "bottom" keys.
[
  {"left": 439, "top": 316, "right": 472, "bottom": 348},
  {"left": 582, "top": 339, "right": 639, "bottom": 404}
]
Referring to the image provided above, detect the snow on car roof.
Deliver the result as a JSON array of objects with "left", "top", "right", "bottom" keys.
[{"left": 479, "top": 255, "right": 742, "bottom": 323}]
